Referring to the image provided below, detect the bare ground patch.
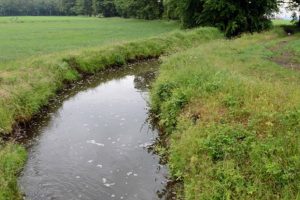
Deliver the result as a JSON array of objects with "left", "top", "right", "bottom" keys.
[{"left": 269, "top": 40, "right": 300, "bottom": 70}]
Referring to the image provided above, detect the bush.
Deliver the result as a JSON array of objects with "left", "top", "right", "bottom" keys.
[
  {"left": 172, "top": 0, "right": 278, "bottom": 37},
  {"left": 115, "top": 0, "right": 163, "bottom": 19}
]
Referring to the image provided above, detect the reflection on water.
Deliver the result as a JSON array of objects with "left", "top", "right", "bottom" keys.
[{"left": 19, "top": 61, "right": 169, "bottom": 200}]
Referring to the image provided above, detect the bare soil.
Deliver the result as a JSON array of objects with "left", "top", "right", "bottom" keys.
[{"left": 269, "top": 40, "right": 300, "bottom": 70}]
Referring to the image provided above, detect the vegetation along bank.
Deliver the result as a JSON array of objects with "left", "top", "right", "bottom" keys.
[
  {"left": 150, "top": 27, "right": 300, "bottom": 199},
  {"left": 0, "top": 0, "right": 299, "bottom": 198},
  {"left": 0, "top": 27, "right": 222, "bottom": 199}
]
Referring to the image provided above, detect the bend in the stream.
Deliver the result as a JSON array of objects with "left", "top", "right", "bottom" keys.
[{"left": 19, "top": 61, "right": 171, "bottom": 200}]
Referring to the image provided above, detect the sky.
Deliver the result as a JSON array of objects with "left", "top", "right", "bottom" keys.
[{"left": 275, "top": 3, "right": 299, "bottom": 19}]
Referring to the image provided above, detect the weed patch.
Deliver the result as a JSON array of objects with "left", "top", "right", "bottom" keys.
[{"left": 150, "top": 28, "right": 300, "bottom": 199}]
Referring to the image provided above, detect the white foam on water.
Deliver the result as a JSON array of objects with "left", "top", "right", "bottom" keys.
[
  {"left": 126, "top": 172, "right": 133, "bottom": 176},
  {"left": 86, "top": 140, "right": 105, "bottom": 147},
  {"left": 138, "top": 142, "right": 152, "bottom": 148},
  {"left": 104, "top": 183, "right": 116, "bottom": 187},
  {"left": 102, "top": 178, "right": 107, "bottom": 183}
]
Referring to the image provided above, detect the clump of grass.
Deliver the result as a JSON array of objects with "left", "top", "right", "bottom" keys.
[
  {"left": 0, "top": 143, "right": 27, "bottom": 200},
  {"left": 150, "top": 28, "right": 300, "bottom": 199}
]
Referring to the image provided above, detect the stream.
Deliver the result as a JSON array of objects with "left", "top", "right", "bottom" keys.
[{"left": 19, "top": 61, "right": 169, "bottom": 200}]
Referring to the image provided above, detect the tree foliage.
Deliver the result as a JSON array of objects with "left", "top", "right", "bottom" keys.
[
  {"left": 0, "top": 0, "right": 162, "bottom": 19},
  {"left": 288, "top": 0, "right": 300, "bottom": 26},
  {"left": 1, "top": 0, "right": 297, "bottom": 36},
  {"left": 0, "top": 0, "right": 62, "bottom": 16},
  {"left": 163, "top": 0, "right": 180, "bottom": 20},
  {"left": 165, "top": 0, "right": 278, "bottom": 37},
  {"left": 115, "top": 0, "right": 163, "bottom": 19},
  {"left": 75, "top": 0, "right": 92, "bottom": 15}
]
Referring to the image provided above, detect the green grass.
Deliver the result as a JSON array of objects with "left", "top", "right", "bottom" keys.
[
  {"left": 0, "top": 16, "right": 179, "bottom": 63},
  {"left": 0, "top": 26, "right": 222, "bottom": 135},
  {"left": 1, "top": 16, "right": 297, "bottom": 200},
  {"left": 272, "top": 19, "right": 293, "bottom": 26},
  {"left": 0, "top": 143, "right": 26, "bottom": 200},
  {"left": 0, "top": 19, "right": 222, "bottom": 199},
  {"left": 150, "top": 28, "right": 300, "bottom": 199},
  {"left": 0, "top": 15, "right": 222, "bottom": 199}
]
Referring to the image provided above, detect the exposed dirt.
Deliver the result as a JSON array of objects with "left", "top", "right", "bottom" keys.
[{"left": 269, "top": 40, "right": 300, "bottom": 70}]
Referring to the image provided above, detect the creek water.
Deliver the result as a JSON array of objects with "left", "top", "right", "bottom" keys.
[{"left": 19, "top": 61, "right": 169, "bottom": 200}]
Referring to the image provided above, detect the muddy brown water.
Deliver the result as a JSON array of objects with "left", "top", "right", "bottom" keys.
[{"left": 19, "top": 61, "right": 170, "bottom": 200}]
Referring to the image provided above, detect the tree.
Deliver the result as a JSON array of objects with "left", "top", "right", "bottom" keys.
[
  {"left": 100, "top": 0, "right": 117, "bottom": 17},
  {"left": 75, "top": 0, "right": 92, "bottom": 15},
  {"left": 288, "top": 0, "right": 300, "bottom": 26},
  {"left": 60, "top": 0, "right": 76, "bottom": 15},
  {"left": 163, "top": 0, "right": 180, "bottom": 20},
  {"left": 115, "top": 0, "right": 163, "bottom": 19},
  {"left": 92, "top": 0, "right": 100, "bottom": 15},
  {"left": 0, "top": 0, "right": 66, "bottom": 16},
  {"left": 174, "top": 0, "right": 278, "bottom": 37}
]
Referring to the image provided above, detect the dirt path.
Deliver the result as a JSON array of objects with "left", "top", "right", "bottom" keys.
[{"left": 269, "top": 38, "right": 300, "bottom": 70}]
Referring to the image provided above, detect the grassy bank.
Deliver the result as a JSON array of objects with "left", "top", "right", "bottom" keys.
[
  {"left": 0, "top": 27, "right": 222, "bottom": 135},
  {"left": 0, "top": 143, "right": 26, "bottom": 200},
  {"left": 150, "top": 28, "right": 300, "bottom": 199},
  {"left": 0, "top": 26, "right": 222, "bottom": 199}
]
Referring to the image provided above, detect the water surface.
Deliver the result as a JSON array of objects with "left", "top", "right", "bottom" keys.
[{"left": 19, "top": 61, "right": 168, "bottom": 200}]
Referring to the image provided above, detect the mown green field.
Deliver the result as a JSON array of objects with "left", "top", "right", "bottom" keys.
[
  {"left": 151, "top": 27, "right": 300, "bottom": 199},
  {"left": 0, "top": 16, "right": 178, "bottom": 63}
]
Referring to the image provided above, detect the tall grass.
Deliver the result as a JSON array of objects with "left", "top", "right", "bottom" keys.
[
  {"left": 150, "top": 28, "right": 300, "bottom": 199},
  {"left": 0, "top": 26, "right": 222, "bottom": 200},
  {"left": 0, "top": 143, "right": 26, "bottom": 200}
]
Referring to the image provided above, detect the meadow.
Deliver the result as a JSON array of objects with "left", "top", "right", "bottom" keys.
[
  {"left": 0, "top": 16, "right": 178, "bottom": 63},
  {"left": 150, "top": 27, "right": 300, "bottom": 199}
]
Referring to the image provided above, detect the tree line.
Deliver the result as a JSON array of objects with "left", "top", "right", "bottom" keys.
[
  {"left": 0, "top": 0, "right": 163, "bottom": 18},
  {"left": 0, "top": 0, "right": 299, "bottom": 36}
]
